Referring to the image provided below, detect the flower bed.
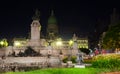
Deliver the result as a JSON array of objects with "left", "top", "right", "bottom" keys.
[{"left": 92, "top": 53, "right": 120, "bottom": 69}]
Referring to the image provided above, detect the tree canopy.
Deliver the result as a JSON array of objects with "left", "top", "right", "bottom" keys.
[{"left": 102, "top": 22, "right": 120, "bottom": 49}]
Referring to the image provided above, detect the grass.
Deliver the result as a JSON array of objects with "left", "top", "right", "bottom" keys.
[{"left": 5, "top": 68, "right": 111, "bottom": 74}]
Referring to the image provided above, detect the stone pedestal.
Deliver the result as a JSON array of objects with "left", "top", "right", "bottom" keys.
[
  {"left": 74, "top": 64, "right": 85, "bottom": 68},
  {"left": 67, "top": 61, "right": 74, "bottom": 68},
  {"left": 27, "top": 40, "right": 41, "bottom": 47}
]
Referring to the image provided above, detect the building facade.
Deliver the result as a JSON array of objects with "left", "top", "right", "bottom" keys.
[{"left": 12, "top": 9, "right": 89, "bottom": 49}]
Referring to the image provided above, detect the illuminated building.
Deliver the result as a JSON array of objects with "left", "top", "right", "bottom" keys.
[
  {"left": 13, "top": 38, "right": 27, "bottom": 47},
  {"left": 13, "top": 9, "right": 89, "bottom": 49}
]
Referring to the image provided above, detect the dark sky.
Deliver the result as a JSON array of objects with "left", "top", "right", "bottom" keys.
[{"left": 0, "top": 0, "right": 119, "bottom": 39}]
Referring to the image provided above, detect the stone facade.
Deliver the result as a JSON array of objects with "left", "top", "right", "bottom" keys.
[
  {"left": 2, "top": 57, "right": 60, "bottom": 67},
  {"left": 0, "top": 46, "right": 78, "bottom": 71},
  {"left": 4, "top": 46, "right": 78, "bottom": 57}
]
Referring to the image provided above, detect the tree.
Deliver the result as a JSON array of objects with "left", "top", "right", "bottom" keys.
[
  {"left": 102, "top": 22, "right": 120, "bottom": 49},
  {"left": 0, "top": 39, "right": 8, "bottom": 48},
  {"left": 79, "top": 48, "right": 90, "bottom": 55}
]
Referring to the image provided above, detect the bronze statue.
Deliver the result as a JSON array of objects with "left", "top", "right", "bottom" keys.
[{"left": 32, "top": 9, "right": 40, "bottom": 20}]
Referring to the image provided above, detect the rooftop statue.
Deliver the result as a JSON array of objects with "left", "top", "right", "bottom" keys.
[{"left": 32, "top": 9, "right": 40, "bottom": 20}]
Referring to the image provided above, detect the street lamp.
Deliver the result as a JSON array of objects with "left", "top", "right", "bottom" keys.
[
  {"left": 0, "top": 41, "right": 4, "bottom": 45},
  {"left": 0, "top": 40, "right": 8, "bottom": 47}
]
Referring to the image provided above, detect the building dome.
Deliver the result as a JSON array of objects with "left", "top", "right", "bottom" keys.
[
  {"left": 48, "top": 10, "right": 57, "bottom": 24},
  {"left": 48, "top": 16, "right": 57, "bottom": 24},
  {"left": 47, "top": 10, "right": 59, "bottom": 40}
]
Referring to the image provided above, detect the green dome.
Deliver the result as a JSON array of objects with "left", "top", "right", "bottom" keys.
[{"left": 48, "top": 16, "right": 57, "bottom": 24}]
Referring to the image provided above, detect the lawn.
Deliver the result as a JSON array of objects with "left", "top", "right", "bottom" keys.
[{"left": 5, "top": 68, "right": 109, "bottom": 74}]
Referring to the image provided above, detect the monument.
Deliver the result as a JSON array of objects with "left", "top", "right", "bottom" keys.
[
  {"left": 72, "top": 34, "right": 78, "bottom": 50},
  {"left": 76, "top": 50, "right": 83, "bottom": 65},
  {"left": 74, "top": 50, "right": 85, "bottom": 68},
  {"left": 27, "top": 9, "right": 41, "bottom": 47}
]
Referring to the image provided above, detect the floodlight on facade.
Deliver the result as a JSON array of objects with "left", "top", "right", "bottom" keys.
[
  {"left": 14, "top": 41, "right": 21, "bottom": 47},
  {"left": 69, "top": 40, "right": 74, "bottom": 46},
  {"left": 56, "top": 41, "right": 62, "bottom": 46}
]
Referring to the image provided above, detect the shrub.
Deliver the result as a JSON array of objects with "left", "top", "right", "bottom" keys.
[
  {"left": 62, "top": 56, "right": 68, "bottom": 63},
  {"left": 92, "top": 53, "right": 120, "bottom": 69},
  {"left": 79, "top": 48, "right": 90, "bottom": 55},
  {"left": 71, "top": 56, "right": 77, "bottom": 63},
  {"left": 83, "top": 58, "right": 93, "bottom": 64},
  {"left": 62, "top": 56, "right": 77, "bottom": 63}
]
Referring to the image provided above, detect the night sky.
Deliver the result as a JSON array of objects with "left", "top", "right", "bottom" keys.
[{"left": 0, "top": 0, "right": 119, "bottom": 39}]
